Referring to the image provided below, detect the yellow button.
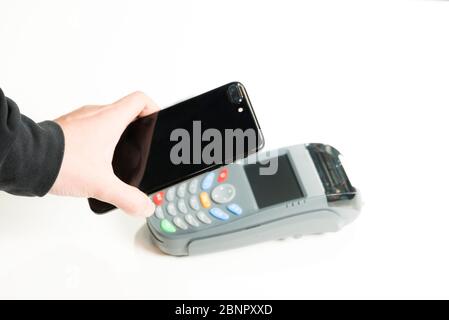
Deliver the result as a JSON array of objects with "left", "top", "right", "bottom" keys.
[{"left": 199, "top": 192, "right": 212, "bottom": 209}]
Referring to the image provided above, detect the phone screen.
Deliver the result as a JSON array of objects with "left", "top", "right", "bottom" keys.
[{"left": 89, "top": 82, "right": 264, "bottom": 213}]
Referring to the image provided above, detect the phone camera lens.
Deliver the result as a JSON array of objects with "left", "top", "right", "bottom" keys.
[{"left": 228, "top": 84, "right": 244, "bottom": 104}]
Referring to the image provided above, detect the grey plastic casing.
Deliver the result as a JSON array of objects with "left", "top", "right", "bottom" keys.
[{"left": 146, "top": 144, "right": 361, "bottom": 256}]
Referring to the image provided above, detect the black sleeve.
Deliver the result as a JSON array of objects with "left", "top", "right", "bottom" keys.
[{"left": 0, "top": 88, "right": 64, "bottom": 196}]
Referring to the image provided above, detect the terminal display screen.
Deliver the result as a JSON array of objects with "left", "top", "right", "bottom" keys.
[{"left": 244, "top": 154, "right": 304, "bottom": 209}]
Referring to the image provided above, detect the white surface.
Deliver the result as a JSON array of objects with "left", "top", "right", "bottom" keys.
[{"left": 1, "top": 0, "right": 449, "bottom": 299}]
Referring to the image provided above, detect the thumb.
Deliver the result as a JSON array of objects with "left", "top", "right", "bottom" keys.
[
  {"left": 111, "top": 91, "right": 159, "bottom": 126},
  {"left": 98, "top": 176, "right": 155, "bottom": 218}
]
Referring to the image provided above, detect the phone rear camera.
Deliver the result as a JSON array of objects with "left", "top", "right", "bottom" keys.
[{"left": 228, "top": 84, "right": 244, "bottom": 104}]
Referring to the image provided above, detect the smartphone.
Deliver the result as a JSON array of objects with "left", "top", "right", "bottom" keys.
[{"left": 88, "top": 82, "right": 264, "bottom": 213}]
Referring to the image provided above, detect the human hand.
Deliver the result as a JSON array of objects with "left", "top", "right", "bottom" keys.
[{"left": 50, "top": 92, "right": 158, "bottom": 218}]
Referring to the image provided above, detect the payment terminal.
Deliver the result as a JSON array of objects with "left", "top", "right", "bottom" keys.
[{"left": 147, "top": 143, "right": 361, "bottom": 256}]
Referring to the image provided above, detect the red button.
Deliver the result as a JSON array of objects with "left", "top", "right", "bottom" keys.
[
  {"left": 153, "top": 192, "right": 165, "bottom": 206},
  {"left": 217, "top": 168, "right": 228, "bottom": 183}
]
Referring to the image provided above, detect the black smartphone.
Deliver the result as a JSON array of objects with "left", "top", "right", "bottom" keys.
[{"left": 88, "top": 82, "right": 264, "bottom": 213}]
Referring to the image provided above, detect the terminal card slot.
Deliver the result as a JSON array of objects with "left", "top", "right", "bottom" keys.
[{"left": 306, "top": 143, "right": 356, "bottom": 202}]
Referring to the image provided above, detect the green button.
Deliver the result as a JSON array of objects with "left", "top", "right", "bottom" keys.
[{"left": 160, "top": 219, "right": 176, "bottom": 233}]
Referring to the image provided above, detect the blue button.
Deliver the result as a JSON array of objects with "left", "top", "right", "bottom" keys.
[
  {"left": 201, "top": 172, "right": 215, "bottom": 190},
  {"left": 227, "top": 204, "right": 242, "bottom": 216},
  {"left": 209, "top": 207, "right": 229, "bottom": 221}
]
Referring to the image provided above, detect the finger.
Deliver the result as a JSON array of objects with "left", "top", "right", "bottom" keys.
[
  {"left": 111, "top": 91, "right": 159, "bottom": 125},
  {"left": 96, "top": 176, "right": 155, "bottom": 218}
]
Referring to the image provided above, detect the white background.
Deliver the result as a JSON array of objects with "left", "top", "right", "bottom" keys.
[{"left": 0, "top": 0, "right": 448, "bottom": 299}]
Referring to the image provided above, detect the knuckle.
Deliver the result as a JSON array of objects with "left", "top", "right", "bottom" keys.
[{"left": 131, "top": 90, "right": 147, "bottom": 100}]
